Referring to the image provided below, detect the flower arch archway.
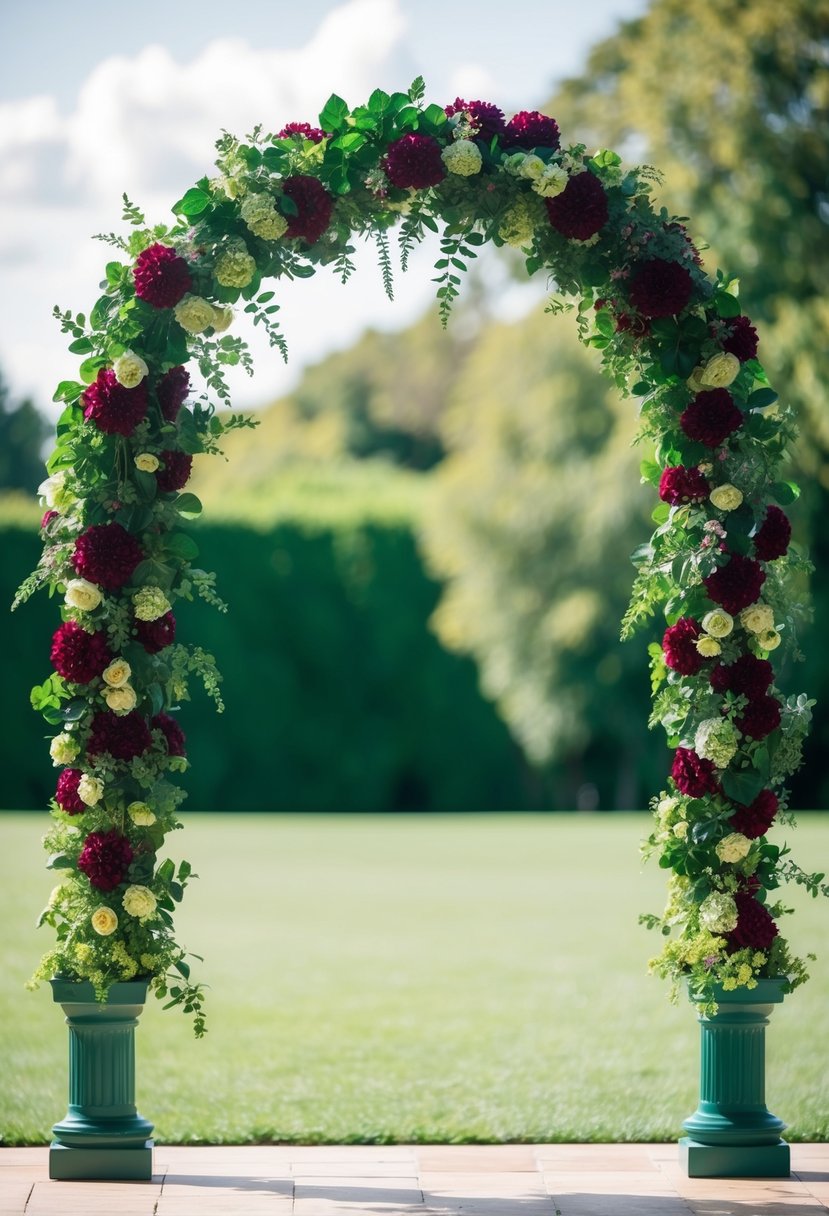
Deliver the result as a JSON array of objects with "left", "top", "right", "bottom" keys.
[{"left": 20, "top": 80, "right": 820, "bottom": 1037}]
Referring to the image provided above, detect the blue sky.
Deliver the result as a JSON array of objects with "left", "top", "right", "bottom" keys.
[{"left": 0, "top": 0, "right": 648, "bottom": 414}]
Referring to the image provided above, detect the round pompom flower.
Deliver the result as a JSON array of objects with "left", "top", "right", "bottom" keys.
[
  {"left": 135, "top": 611, "right": 176, "bottom": 654},
  {"left": 662, "top": 617, "right": 704, "bottom": 675},
  {"left": 78, "top": 829, "right": 134, "bottom": 892},
  {"left": 72, "top": 523, "right": 144, "bottom": 591},
  {"left": 737, "top": 694, "right": 782, "bottom": 741},
  {"left": 503, "top": 110, "right": 560, "bottom": 150},
  {"left": 721, "top": 315, "right": 759, "bottom": 363},
  {"left": 441, "top": 139, "right": 483, "bottom": 177},
  {"left": 544, "top": 171, "right": 608, "bottom": 241},
  {"left": 133, "top": 243, "right": 192, "bottom": 309},
  {"left": 156, "top": 366, "right": 190, "bottom": 422},
  {"left": 55, "top": 768, "right": 86, "bottom": 815},
  {"left": 699, "top": 891, "right": 738, "bottom": 934},
  {"left": 754, "top": 505, "right": 791, "bottom": 562},
  {"left": 87, "top": 710, "right": 153, "bottom": 761},
  {"left": 444, "top": 98, "right": 506, "bottom": 142},
  {"left": 82, "top": 368, "right": 148, "bottom": 437},
  {"left": 50, "top": 620, "right": 112, "bottom": 684},
  {"left": 729, "top": 790, "right": 779, "bottom": 839},
  {"left": 214, "top": 245, "right": 256, "bottom": 289},
  {"left": 710, "top": 654, "right": 773, "bottom": 700},
  {"left": 152, "top": 711, "right": 187, "bottom": 757},
  {"left": 628, "top": 258, "right": 694, "bottom": 318},
  {"left": 155, "top": 450, "right": 193, "bottom": 493},
  {"left": 281, "top": 175, "right": 334, "bottom": 244},
  {"left": 658, "top": 465, "right": 710, "bottom": 505},
  {"left": 277, "top": 121, "right": 326, "bottom": 143},
  {"left": 703, "top": 554, "right": 766, "bottom": 616},
  {"left": 680, "top": 389, "right": 743, "bottom": 448},
  {"left": 727, "top": 891, "right": 778, "bottom": 952},
  {"left": 671, "top": 747, "right": 720, "bottom": 797},
  {"left": 383, "top": 134, "right": 446, "bottom": 190}
]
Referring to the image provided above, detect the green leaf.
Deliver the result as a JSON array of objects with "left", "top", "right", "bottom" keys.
[
  {"left": 319, "top": 93, "right": 349, "bottom": 132},
  {"left": 368, "top": 88, "right": 390, "bottom": 114},
  {"left": 173, "top": 187, "right": 211, "bottom": 217},
  {"left": 52, "top": 380, "right": 85, "bottom": 404},
  {"left": 748, "top": 387, "right": 779, "bottom": 408},
  {"left": 713, "top": 291, "right": 741, "bottom": 318},
  {"left": 47, "top": 853, "right": 74, "bottom": 870},
  {"left": 164, "top": 531, "right": 200, "bottom": 561},
  {"left": 721, "top": 768, "right": 766, "bottom": 805},
  {"left": 157, "top": 858, "right": 175, "bottom": 885},
  {"left": 770, "top": 481, "right": 800, "bottom": 506},
  {"left": 175, "top": 493, "right": 203, "bottom": 519},
  {"left": 68, "top": 337, "right": 94, "bottom": 355},
  {"left": 421, "top": 103, "right": 448, "bottom": 128}
]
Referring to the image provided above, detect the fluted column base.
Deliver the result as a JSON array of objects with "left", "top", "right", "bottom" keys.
[{"left": 680, "top": 1137, "right": 790, "bottom": 1178}]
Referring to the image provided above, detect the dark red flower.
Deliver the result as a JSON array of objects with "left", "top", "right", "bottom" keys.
[
  {"left": 152, "top": 711, "right": 186, "bottom": 757},
  {"left": 737, "top": 695, "right": 782, "bottom": 741},
  {"left": 281, "top": 175, "right": 334, "bottom": 244},
  {"left": 82, "top": 368, "right": 148, "bottom": 437},
  {"left": 710, "top": 655, "right": 774, "bottom": 700},
  {"left": 155, "top": 450, "right": 192, "bottom": 493},
  {"left": 41, "top": 510, "right": 59, "bottom": 530},
  {"left": 277, "top": 121, "right": 325, "bottom": 143},
  {"left": 671, "top": 747, "right": 720, "bottom": 797},
  {"left": 754, "top": 505, "right": 791, "bottom": 562},
  {"left": 659, "top": 465, "right": 710, "bottom": 505},
  {"left": 87, "top": 710, "right": 152, "bottom": 761},
  {"left": 663, "top": 617, "right": 704, "bottom": 675},
  {"left": 727, "top": 891, "right": 778, "bottom": 951},
  {"left": 615, "top": 312, "right": 651, "bottom": 337},
  {"left": 703, "top": 554, "right": 766, "bottom": 615},
  {"left": 78, "top": 829, "right": 134, "bottom": 892},
  {"left": 444, "top": 98, "right": 506, "bottom": 142},
  {"left": 721, "top": 315, "right": 759, "bottom": 363},
  {"left": 50, "top": 621, "right": 112, "bottom": 684},
  {"left": 55, "top": 768, "right": 85, "bottom": 815},
  {"left": 156, "top": 366, "right": 190, "bottom": 423},
  {"left": 545, "top": 171, "right": 608, "bottom": 241},
  {"left": 383, "top": 134, "right": 446, "bottom": 190},
  {"left": 729, "top": 790, "right": 779, "bottom": 839},
  {"left": 503, "top": 110, "right": 560, "bottom": 150},
  {"left": 680, "top": 389, "right": 743, "bottom": 448},
  {"left": 135, "top": 611, "right": 176, "bottom": 654},
  {"left": 133, "top": 243, "right": 192, "bottom": 309},
  {"left": 628, "top": 258, "right": 694, "bottom": 318},
  {"left": 72, "top": 523, "right": 144, "bottom": 591}
]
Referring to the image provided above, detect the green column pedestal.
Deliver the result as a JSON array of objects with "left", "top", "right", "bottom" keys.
[
  {"left": 680, "top": 976, "right": 790, "bottom": 1178},
  {"left": 49, "top": 978, "right": 154, "bottom": 1181}
]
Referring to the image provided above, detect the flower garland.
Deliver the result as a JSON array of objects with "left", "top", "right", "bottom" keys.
[{"left": 17, "top": 77, "right": 825, "bottom": 1030}]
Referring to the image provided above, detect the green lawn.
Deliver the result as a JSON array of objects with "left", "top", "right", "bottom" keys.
[{"left": 1, "top": 812, "right": 827, "bottom": 1145}]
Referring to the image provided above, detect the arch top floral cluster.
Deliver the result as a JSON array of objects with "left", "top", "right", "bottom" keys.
[{"left": 19, "top": 77, "right": 823, "bottom": 1027}]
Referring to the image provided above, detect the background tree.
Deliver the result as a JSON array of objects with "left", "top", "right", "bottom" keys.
[{"left": 0, "top": 371, "right": 49, "bottom": 494}]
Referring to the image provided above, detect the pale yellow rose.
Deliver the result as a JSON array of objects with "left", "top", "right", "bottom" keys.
[
  {"left": 702, "top": 609, "right": 734, "bottom": 638},
  {"left": 686, "top": 366, "right": 708, "bottom": 393},
  {"left": 441, "top": 139, "right": 483, "bottom": 177},
  {"left": 741, "top": 603, "right": 775, "bottom": 635},
  {"left": 518, "top": 154, "right": 545, "bottom": 181},
  {"left": 715, "top": 832, "right": 752, "bottom": 864},
  {"left": 758, "top": 629, "right": 782, "bottom": 651},
  {"left": 65, "top": 578, "right": 103, "bottom": 611},
  {"left": 122, "top": 885, "right": 157, "bottom": 920},
  {"left": 673, "top": 821, "right": 689, "bottom": 839},
  {"left": 532, "top": 164, "right": 569, "bottom": 198},
  {"left": 134, "top": 452, "right": 160, "bottom": 473},
  {"left": 128, "top": 801, "right": 157, "bottom": 826},
  {"left": 700, "top": 352, "right": 740, "bottom": 388},
  {"left": 696, "top": 635, "right": 722, "bottom": 658},
  {"left": 113, "top": 351, "right": 149, "bottom": 389},
  {"left": 210, "top": 305, "right": 233, "bottom": 333},
  {"left": 105, "top": 685, "right": 138, "bottom": 714},
  {"left": 50, "top": 732, "right": 79, "bottom": 765},
  {"left": 709, "top": 484, "right": 744, "bottom": 511},
  {"left": 174, "top": 294, "right": 217, "bottom": 334},
  {"left": 91, "top": 906, "right": 118, "bottom": 936},
  {"left": 102, "top": 658, "right": 131, "bottom": 688},
  {"left": 77, "top": 773, "right": 103, "bottom": 806}
]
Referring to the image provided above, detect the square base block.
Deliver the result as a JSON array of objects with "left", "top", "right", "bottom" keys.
[
  {"left": 50, "top": 1140, "right": 154, "bottom": 1181},
  {"left": 679, "top": 1136, "right": 790, "bottom": 1178}
]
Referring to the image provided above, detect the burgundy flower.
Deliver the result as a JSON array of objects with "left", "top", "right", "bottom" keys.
[
  {"left": 615, "top": 312, "right": 651, "bottom": 337},
  {"left": 135, "top": 611, "right": 176, "bottom": 654},
  {"left": 155, "top": 450, "right": 193, "bottom": 493},
  {"left": 55, "top": 768, "right": 85, "bottom": 815},
  {"left": 87, "top": 710, "right": 153, "bottom": 761},
  {"left": 710, "top": 655, "right": 774, "bottom": 700},
  {"left": 78, "top": 829, "right": 134, "bottom": 892},
  {"left": 156, "top": 366, "right": 190, "bottom": 423},
  {"left": 628, "top": 258, "right": 694, "bottom": 318},
  {"left": 41, "top": 510, "right": 59, "bottom": 530},
  {"left": 545, "top": 171, "right": 608, "bottom": 241},
  {"left": 503, "top": 110, "right": 560, "bottom": 150},
  {"left": 671, "top": 747, "right": 720, "bottom": 797},
  {"left": 383, "top": 134, "right": 446, "bottom": 190},
  {"left": 703, "top": 554, "right": 766, "bottom": 615},
  {"left": 281, "top": 175, "right": 334, "bottom": 244},
  {"left": 680, "top": 389, "right": 743, "bottom": 449},
  {"left": 133, "top": 243, "right": 192, "bottom": 309},
  {"left": 663, "top": 618, "right": 704, "bottom": 675},
  {"left": 152, "top": 711, "right": 186, "bottom": 757},
  {"left": 50, "top": 621, "right": 112, "bottom": 684},
  {"left": 277, "top": 121, "right": 325, "bottom": 143},
  {"left": 444, "top": 97, "right": 506, "bottom": 142},
  {"left": 659, "top": 465, "right": 710, "bottom": 505},
  {"left": 82, "top": 368, "right": 148, "bottom": 437},
  {"left": 721, "top": 315, "right": 759, "bottom": 363},
  {"left": 737, "top": 695, "right": 782, "bottom": 741},
  {"left": 754, "top": 505, "right": 791, "bottom": 562},
  {"left": 727, "top": 891, "right": 778, "bottom": 951},
  {"left": 72, "top": 523, "right": 144, "bottom": 591},
  {"left": 729, "top": 790, "right": 779, "bottom": 839}
]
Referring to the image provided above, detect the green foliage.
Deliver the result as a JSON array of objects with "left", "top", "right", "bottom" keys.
[{"left": 0, "top": 373, "right": 50, "bottom": 494}]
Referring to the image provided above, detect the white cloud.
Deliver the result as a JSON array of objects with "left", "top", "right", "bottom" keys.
[{"left": 445, "top": 64, "right": 498, "bottom": 107}]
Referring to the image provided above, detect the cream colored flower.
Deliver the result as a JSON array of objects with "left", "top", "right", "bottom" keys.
[
  {"left": 102, "top": 658, "right": 131, "bottom": 688},
  {"left": 50, "top": 732, "right": 79, "bottom": 765},
  {"left": 214, "top": 246, "right": 256, "bottom": 288},
  {"left": 702, "top": 609, "right": 734, "bottom": 638},
  {"left": 498, "top": 198, "right": 537, "bottom": 246},
  {"left": 716, "top": 832, "right": 752, "bottom": 864},
  {"left": 741, "top": 603, "right": 775, "bottom": 635},
  {"left": 502, "top": 152, "right": 530, "bottom": 177},
  {"left": 696, "top": 635, "right": 722, "bottom": 658},
  {"left": 38, "top": 471, "right": 75, "bottom": 511},
  {"left": 700, "top": 352, "right": 740, "bottom": 388},
  {"left": 210, "top": 305, "right": 233, "bottom": 333},
  {"left": 673, "top": 820, "right": 689, "bottom": 839},
  {"left": 532, "top": 164, "right": 568, "bottom": 198},
  {"left": 518, "top": 154, "right": 545, "bottom": 181},
  {"left": 134, "top": 452, "right": 160, "bottom": 473},
  {"left": 709, "top": 484, "right": 744, "bottom": 511},
  {"left": 699, "top": 891, "right": 739, "bottom": 934},
  {"left": 65, "top": 578, "right": 103, "bottom": 612},
  {"left": 695, "top": 718, "right": 739, "bottom": 769},
  {"left": 133, "top": 585, "right": 172, "bottom": 622},
  {"left": 174, "top": 294, "right": 217, "bottom": 334},
  {"left": 240, "top": 192, "right": 289, "bottom": 240},
  {"left": 686, "top": 366, "right": 707, "bottom": 393},
  {"left": 758, "top": 629, "right": 782, "bottom": 651},
  {"left": 128, "top": 801, "right": 157, "bottom": 826},
  {"left": 91, "top": 906, "right": 118, "bottom": 936},
  {"left": 441, "top": 139, "right": 483, "bottom": 177},
  {"left": 113, "top": 351, "right": 149, "bottom": 389},
  {"left": 105, "top": 685, "right": 138, "bottom": 715},
  {"left": 77, "top": 773, "right": 103, "bottom": 806},
  {"left": 122, "top": 885, "right": 157, "bottom": 921}
]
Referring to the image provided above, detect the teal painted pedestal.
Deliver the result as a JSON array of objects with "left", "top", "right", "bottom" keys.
[
  {"left": 50, "top": 978, "right": 154, "bottom": 1181},
  {"left": 680, "top": 977, "right": 790, "bottom": 1178}
]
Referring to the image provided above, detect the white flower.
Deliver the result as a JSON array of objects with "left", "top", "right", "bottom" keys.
[
  {"left": 50, "top": 733, "right": 79, "bottom": 765},
  {"left": 102, "top": 658, "right": 131, "bottom": 688},
  {"left": 709, "top": 484, "right": 744, "bottom": 511},
  {"left": 210, "top": 305, "right": 233, "bottom": 333},
  {"left": 133, "top": 585, "right": 172, "bottom": 622},
  {"left": 65, "top": 578, "right": 103, "bottom": 612},
  {"left": 91, "top": 906, "right": 118, "bottom": 936},
  {"left": 695, "top": 718, "right": 739, "bottom": 769},
  {"left": 128, "top": 801, "right": 157, "bottom": 826},
  {"left": 518, "top": 154, "right": 545, "bottom": 181},
  {"left": 716, "top": 832, "right": 752, "bottom": 864},
  {"left": 240, "top": 192, "right": 289, "bottom": 239},
  {"left": 77, "top": 773, "right": 104, "bottom": 806},
  {"left": 113, "top": 351, "right": 149, "bottom": 389},
  {"left": 532, "top": 164, "right": 568, "bottom": 198},
  {"left": 105, "top": 685, "right": 138, "bottom": 715},
  {"left": 673, "top": 820, "right": 689, "bottom": 839},
  {"left": 441, "top": 139, "right": 483, "bottom": 177},
  {"left": 214, "top": 245, "right": 256, "bottom": 288},
  {"left": 174, "top": 294, "right": 217, "bottom": 334},
  {"left": 699, "top": 891, "right": 739, "bottom": 934},
  {"left": 741, "top": 603, "right": 775, "bottom": 635},
  {"left": 695, "top": 635, "right": 722, "bottom": 658},
  {"left": 134, "top": 452, "right": 160, "bottom": 473},
  {"left": 38, "top": 471, "right": 75, "bottom": 511},
  {"left": 700, "top": 352, "right": 740, "bottom": 388},
  {"left": 758, "top": 629, "right": 782, "bottom": 652},
  {"left": 122, "top": 885, "right": 157, "bottom": 921},
  {"left": 702, "top": 609, "right": 734, "bottom": 639}
]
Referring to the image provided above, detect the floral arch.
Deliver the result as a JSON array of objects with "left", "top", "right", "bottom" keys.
[{"left": 19, "top": 79, "right": 822, "bottom": 1036}]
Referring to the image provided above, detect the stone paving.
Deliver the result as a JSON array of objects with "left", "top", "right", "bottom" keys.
[{"left": 1, "top": 1143, "right": 828, "bottom": 1216}]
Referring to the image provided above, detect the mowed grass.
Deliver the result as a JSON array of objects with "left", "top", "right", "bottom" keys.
[{"left": 1, "top": 812, "right": 827, "bottom": 1145}]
